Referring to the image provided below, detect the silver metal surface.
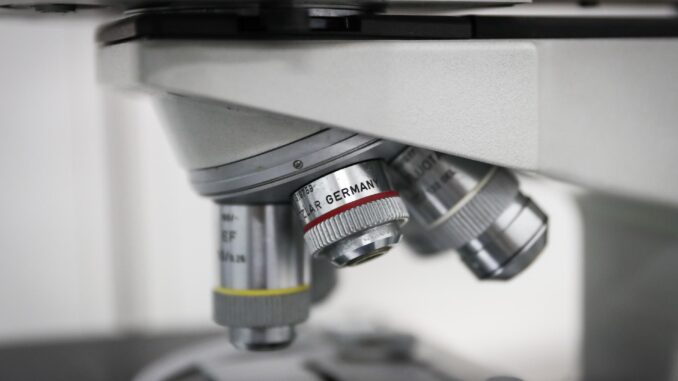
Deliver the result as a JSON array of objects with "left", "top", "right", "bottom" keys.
[
  {"left": 229, "top": 326, "right": 296, "bottom": 352},
  {"left": 391, "top": 147, "right": 548, "bottom": 280},
  {"left": 191, "top": 129, "right": 405, "bottom": 204},
  {"left": 390, "top": 147, "right": 492, "bottom": 229},
  {"left": 292, "top": 160, "right": 409, "bottom": 267},
  {"left": 217, "top": 204, "right": 309, "bottom": 350},
  {"left": 219, "top": 204, "right": 306, "bottom": 290},
  {"left": 458, "top": 194, "right": 548, "bottom": 279},
  {"left": 293, "top": 160, "right": 398, "bottom": 225},
  {"left": 320, "top": 222, "right": 403, "bottom": 267}
]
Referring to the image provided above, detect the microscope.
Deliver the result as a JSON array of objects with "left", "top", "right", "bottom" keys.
[
  {"left": 2, "top": 0, "right": 678, "bottom": 379},
  {"left": 99, "top": 8, "right": 554, "bottom": 348}
]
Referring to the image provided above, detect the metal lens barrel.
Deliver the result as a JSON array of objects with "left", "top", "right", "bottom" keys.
[
  {"left": 214, "top": 204, "right": 310, "bottom": 351},
  {"left": 292, "top": 160, "right": 409, "bottom": 267},
  {"left": 390, "top": 147, "right": 548, "bottom": 280}
]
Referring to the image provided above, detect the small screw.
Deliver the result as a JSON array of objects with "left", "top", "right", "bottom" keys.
[{"left": 293, "top": 160, "right": 304, "bottom": 170}]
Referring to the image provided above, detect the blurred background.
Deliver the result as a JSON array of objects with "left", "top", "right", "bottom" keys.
[{"left": 1, "top": 12, "right": 677, "bottom": 381}]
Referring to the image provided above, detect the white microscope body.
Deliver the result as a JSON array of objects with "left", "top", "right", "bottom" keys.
[{"left": 3, "top": 0, "right": 678, "bottom": 379}]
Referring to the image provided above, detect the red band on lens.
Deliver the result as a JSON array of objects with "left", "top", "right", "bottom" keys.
[{"left": 303, "top": 191, "right": 400, "bottom": 233}]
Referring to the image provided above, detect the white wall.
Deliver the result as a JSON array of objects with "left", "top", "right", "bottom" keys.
[
  {"left": 102, "top": 91, "right": 215, "bottom": 333},
  {"left": 0, "top": 15, "right": 216, "bottom": 341},
  {"left": 0, "top": 14, "right": 583, "bottom": 380},
  {"left": 0, "top": 15, "right": 116, "bottom": 341}
]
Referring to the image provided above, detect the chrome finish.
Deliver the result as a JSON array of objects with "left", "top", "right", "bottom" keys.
[
  {"left": 391, "top": 148, "right": 491, "bottom": 228},
  {"left": 191, "top": 130, "right": 405, "bottom": 204},
  {"left": 229, "top": 326, "right": 296, "bottom": 352},
  {"left": 292, "top": 160, "right": 409, "bottom": 267},
  {"left": 458, "top": 194, "right": 548, "bottom": 279},
  {"left": 217, "top": 204, "right": 309, "bottom": 350},
  {"left": 390, "top": 147, "right": 548, "bottom": 280},
  {"left": 292, "top": 160, "right": 395, "bottom": 226},
  {"left": 322, "top": 222, "right": 403, "bottom": 267},
  {"left": 220, "top": 205, "right": 306, "bottom": 290}
]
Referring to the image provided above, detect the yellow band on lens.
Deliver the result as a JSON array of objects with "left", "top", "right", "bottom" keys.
[{"left": 214, "top": 285, "right": 309, "bottom": 297}]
